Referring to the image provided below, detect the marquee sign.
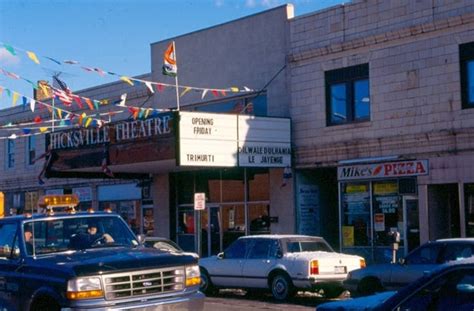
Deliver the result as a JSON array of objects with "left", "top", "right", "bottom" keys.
[
  {"left": 178, "top": 111, "right": 291, "bottom": 168},
  {"left": 338, "top": 160, "right": 429, "bottom": 181},
  {"left": 49, "top": 114, "right": 173, "bottom": 150}
]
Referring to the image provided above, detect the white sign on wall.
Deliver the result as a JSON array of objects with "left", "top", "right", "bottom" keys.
[
  {"left": 194, "top": 192, "right": 206, "bottom": 211},
  {"left": 178, "top": 111, "right": 291, "bottom": 168},
  {"left": 179, "top": 112, "right": 238, "bottom": 167},
  {"left": 72, "top": 187, "right": 93, "bottom": 202}
]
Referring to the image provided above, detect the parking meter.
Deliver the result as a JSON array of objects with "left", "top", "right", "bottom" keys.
[{"left": 388, "top": 230, "right": 401, "bottom": 263}]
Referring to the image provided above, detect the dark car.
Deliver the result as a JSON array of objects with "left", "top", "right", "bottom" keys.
[
  {"left": 0, "top": 211, "right": 203, "bottom": 311},
  {"left": 316, "top": 258, "right": 474, "bottom": 311},
  {"left": 344, "top": 238, "right": 474, "bottom": 295}
]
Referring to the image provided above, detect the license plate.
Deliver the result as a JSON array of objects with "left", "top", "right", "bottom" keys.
[{"left": 334, "top": 266, "right": 346, "bottom": 274}]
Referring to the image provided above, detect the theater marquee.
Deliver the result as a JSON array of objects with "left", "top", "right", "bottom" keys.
[{"left": 178, "top": 111, "right": 291, "bottom": 168}]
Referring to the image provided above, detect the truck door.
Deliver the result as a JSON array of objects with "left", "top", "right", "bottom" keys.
[{"left": 0, "top": 222, "right": 21, "bottom": 310}]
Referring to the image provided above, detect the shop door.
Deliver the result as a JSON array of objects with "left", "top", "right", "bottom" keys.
[{"left": 403, "top": 196, "right": 419, "bottom": 254}]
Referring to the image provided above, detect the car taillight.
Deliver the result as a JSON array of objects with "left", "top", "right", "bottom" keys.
[
  {"left": 360, "top": 259, "right": 366, "bottom": 269},
  {"left": 310, "top": 260, "right": 319, "bottom": 275}
]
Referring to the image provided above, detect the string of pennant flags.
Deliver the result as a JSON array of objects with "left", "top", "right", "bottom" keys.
[{"left": 0, "top": 41, "right": 255, "bottom": 99}]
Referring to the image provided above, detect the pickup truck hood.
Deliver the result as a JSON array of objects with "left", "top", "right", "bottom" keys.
[{"left": 30, "top": 247, "right": 197, "bottom": 276}]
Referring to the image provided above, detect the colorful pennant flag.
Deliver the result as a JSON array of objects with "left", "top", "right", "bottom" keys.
[
  {"left": 180, "top": 87, "right": 191, "bottom": 97},
  {"left": 120, "top": 76, "right": 134, "bottom": 86},
  {"left": 30, "top": 99, "right": 35, "bottom": 112},
  {"left": 3, "top": 44, "right": 16, "bottom": 56},
  {"left": 12, "top": 92, "right": 19, "bottom": 106},
  {"left": 26, "top": 51, "right": 40, "bottom": 64}
]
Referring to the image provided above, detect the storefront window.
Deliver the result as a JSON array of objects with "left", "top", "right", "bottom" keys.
[
  {"left": 99, "top": 201, "right": 140, "bottom": 234},
  {"left": 341, "top": 182, "right": 371, "bottom": 247},
  {"left": 373, "top": 181, "right": 402, "bottom": 246}
]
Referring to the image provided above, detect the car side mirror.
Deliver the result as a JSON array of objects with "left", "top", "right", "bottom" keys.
[
  {"left": 217, "top": 252, "right": 224, "bottom": 259},
  {"left": 7, "top": 247, "right": 20, "bottom": 260},
  {"left": 136, "top": 234, "right": 146, "bottom": 245}
]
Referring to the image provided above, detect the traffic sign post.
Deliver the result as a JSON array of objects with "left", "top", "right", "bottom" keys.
[{"left": 194, "top": 193, "right": 206, "bottom": 256}]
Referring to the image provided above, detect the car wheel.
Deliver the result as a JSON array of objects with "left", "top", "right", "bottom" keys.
[
  {"left": 200, "top": 268, "right": 217, "bottom": 296},
  {"left": 323, "top": 285, "right": 346, "bottom": 299},
  {"left": 270, "top": 273, "right": 295, "bottom": 301},
  {"left": 357, "top": 277, "right": 384, "bottom": 296}
]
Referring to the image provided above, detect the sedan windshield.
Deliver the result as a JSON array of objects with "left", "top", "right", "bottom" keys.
[
  {"left": 23, "top": 215, "right": 137, "bottom": 255},
  {"left": 286, "top": 240, "right": 333, "bottom": 253}
]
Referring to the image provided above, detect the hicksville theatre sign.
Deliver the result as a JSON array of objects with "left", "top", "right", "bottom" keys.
[{"left": 46, "top": 111, "right": 291, "bottom": 177}]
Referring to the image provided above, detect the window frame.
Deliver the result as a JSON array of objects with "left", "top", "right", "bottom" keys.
[
  {"left": 460, "top": 42, "right": 474, "bottom": 109},
  {"left": 325, "top": 64, "right": 370, "bottom": 126},
  {"left": 27, "top": 135, "right": 36, "bottom": 166},
  {"left": 6, "top": 138, "right": 15, "bottom": 169}
]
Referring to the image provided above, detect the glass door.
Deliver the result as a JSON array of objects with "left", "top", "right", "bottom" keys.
[{"left": 403, "top": 196, "right": 419, "bottom": 254}]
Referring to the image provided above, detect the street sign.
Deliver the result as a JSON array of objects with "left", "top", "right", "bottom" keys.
[{"left": 194, "top": 192, "right": 206, "bottom": 210}]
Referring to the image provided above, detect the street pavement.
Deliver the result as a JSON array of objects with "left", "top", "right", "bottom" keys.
[{"left": 202, "top": 289, "right": 350, "bottom": 310}]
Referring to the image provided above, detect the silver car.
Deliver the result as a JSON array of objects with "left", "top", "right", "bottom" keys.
[
  {"left": 344, "top": 238, "right": 474, "bottom": 296},
  {"left": 199, "top": 235, "right": 365, "bottom": 300}
]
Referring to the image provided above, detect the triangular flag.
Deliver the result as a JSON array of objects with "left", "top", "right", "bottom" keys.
[
  {"left": 22, "top": 128, "right": 31, "bottom": 135},
  {"left": 85, "top": 98, "right": 94, "bottom": 110},
  {"left": 30, "top": 99, "right": 36, "bottom": 112},
  {"left": 22, "top": 96, "right": 28, "bottom": 109},
  {"left": 220, "top": 90, "right": 227, "bottom": 96},
  {"left": 144, "top": 108, "right": 151, "bottom": 119},
  {"left": 118, "top": 93, "right": 127, "bottom": 107},
  {"left": 39, "top": 127, "right": 48, "bottom": 133},
  {"left": 156, "top": 84, "right": 165, "bottom": 92},
  {"left": 0, "top": 86, "right": 3, "bottom": 98},
  {"left": 201, "top": 89, "right": 209, "bottom": 99},
  {"left": 45, "top": 56, "right": 61, "bottom": 65},
  {"left": 57, "top": 109, "right": 63, "bottom": 119},
  {"left": 179, "top": 87, "right": 191, "bottom": 97},
  {"left": 145, "top": 82, "right": 155, "bottom": 94},
  {"left": 6, "top": 89, "right": 11, "bottom": 97},
  {"left": 211, "top": 90, "right": 219, "bottom": 97},
  {"left": 26, "top": 51, "right": 40, "bottom": 64},
  {"left": 120, "top": 76, "right": 134, "bottom": 86},
  {"left": 230, "top": 87, "right": 239, "bottom": 93},
  {"left": 243, "top": 86, "right": 251, "bottom": 91},
  {"left": 3, "top": 44, "right": 16, "bottom": 56},
  {"left": 12, "top": 92, "right": 19, "bottom": 106},
  {"left": 138, "top": 109, "right": 145, "bottom": 119},
  {"left": 133, "top": 110, "right": 139, "bottom": 120},
  {"left": 34, "top": 116, "right": 42, "bottom": 123},
  {"left": 93, "top": 100, "right": 100, "bottom": 110},
  {"left": 85, "top": 118, "right": 92, "bottom": 127},
  {"left": 72, "top": 96, "right": 83, "bottom": 108},
  {"left": 63, "top": 60, "right": 79, "bottom": 64}
]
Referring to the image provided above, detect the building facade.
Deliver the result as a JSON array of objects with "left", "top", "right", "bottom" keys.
[
  {"left": 0, "top": 5, "right": 295, "bottom": 257},
  {"left": 289, "top": 0, "right": 474, "bottom": 263}
]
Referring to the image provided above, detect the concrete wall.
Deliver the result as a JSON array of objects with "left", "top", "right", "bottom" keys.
[
  {"left": 289, "top": 0, "right": 474, "bottom": 167},
  {"left": 152, "top": 173, "right": 170, "bottom": 237}
]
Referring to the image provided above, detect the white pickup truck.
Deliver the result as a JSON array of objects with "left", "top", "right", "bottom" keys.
[{"left": 199, "top": 235, "right": 365, "bottom": 300}]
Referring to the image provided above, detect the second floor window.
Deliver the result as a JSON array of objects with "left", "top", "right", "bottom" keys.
[
  {"left": 460, "top": 42, "right": 474, "bottom": 109},
  {"left": 7, "top": 139, "right": 15, "bottom": 168},
  {"left": 27, "top": 135, "right": 36, "bottom": 165},
  {"left": 325, "top": 64, "right": 370, "bottom": 126}
]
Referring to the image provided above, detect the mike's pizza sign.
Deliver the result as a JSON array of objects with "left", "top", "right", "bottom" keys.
[{"left": 338, "top": 160, "right": 429, "bottom": 181}]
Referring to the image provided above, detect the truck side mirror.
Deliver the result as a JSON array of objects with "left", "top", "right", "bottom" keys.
[
  {"left": 217, "top": 252, "right": 224, "bottom": 259},
  {"left": 137, "top": 234, "right": 146, "bottom": 245},
  {"left": 276, "top": 249, "right": 283, "bottom": 258}
]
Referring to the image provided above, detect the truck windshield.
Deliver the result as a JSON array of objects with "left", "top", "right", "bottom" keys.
[{"left": 23, "top": 215, "right": 138, "bottom": 255}]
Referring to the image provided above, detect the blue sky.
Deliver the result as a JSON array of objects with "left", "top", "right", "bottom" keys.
[{"left": 0, "top": 0, "right": 346, "bottom": 110}]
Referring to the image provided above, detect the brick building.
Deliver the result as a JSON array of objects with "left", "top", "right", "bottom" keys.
[{"left": 289, "top": 0, "right": 474, "bottom": 263}]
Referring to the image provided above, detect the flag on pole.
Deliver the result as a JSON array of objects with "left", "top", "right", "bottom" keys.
[{"left": 162, "top": 42, "right": 177, "bottom": 77}]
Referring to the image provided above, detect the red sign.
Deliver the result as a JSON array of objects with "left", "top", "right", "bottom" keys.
[{"left": 338, "top": 160, "right": 429, "bottom": 181}]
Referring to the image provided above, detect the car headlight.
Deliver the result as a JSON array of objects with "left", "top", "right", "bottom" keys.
[
  {"left": 67, "top": 277, "right": 104, "bottom": 300},
  {"left": 185, "top": 265, "right": 201, "bottom": 287}
]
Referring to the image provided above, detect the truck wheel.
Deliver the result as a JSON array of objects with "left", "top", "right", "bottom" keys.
[
  {"left": 270, "top": 273, "right": 295, "bottom": 301},
  {"left": 357, "top": 277, "right": 383, "bottom": 296},
  {"left": 200, "top": 268, "right": 217, "bottom": 296}
]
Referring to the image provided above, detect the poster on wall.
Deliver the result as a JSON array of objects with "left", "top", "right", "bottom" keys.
[
  {"left": 342, "top": 226, "right": 354, "bottom": 246},
  {"left": 296, "top": 181, "right": 320, "bottom": 236}
]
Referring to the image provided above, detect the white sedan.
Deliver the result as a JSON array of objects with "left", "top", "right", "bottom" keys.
[{"left": 199, "top": 235, "right": 365, "bottom": 300}]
